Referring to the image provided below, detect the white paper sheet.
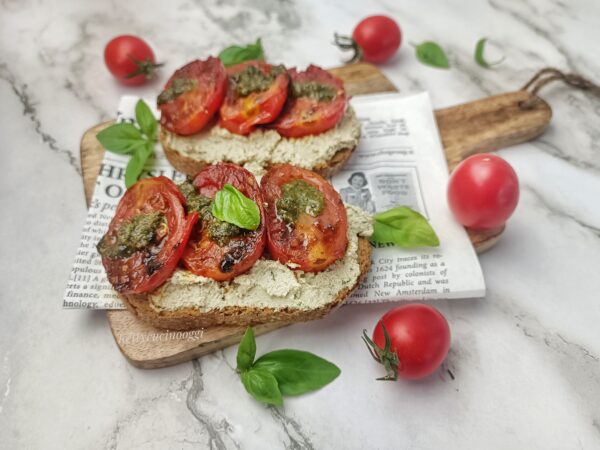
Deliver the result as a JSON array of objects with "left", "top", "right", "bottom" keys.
[
  {"left": 63, "top": 93, "right": 484, "bottom": 309},
  {"left": 332, "top": 93, "right": 485, "bottom": 303}
]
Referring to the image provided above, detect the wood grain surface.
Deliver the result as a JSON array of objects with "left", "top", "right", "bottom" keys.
[{"left": 80, "top": 62, "right": 551, "bottom": 368}]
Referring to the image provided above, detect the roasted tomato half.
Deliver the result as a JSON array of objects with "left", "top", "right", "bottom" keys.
[
  {"left": 97, "top": 177, "right": 198, "bottom": 295},
  {"left": 181, "top": 163, "right": 267, "bottom": 281},
  {"left": 219, "top": 61, "right": 289, "bottom": 135},
  {"left": 158, "top": 57, "right": 227, "bottom": 135},
  {"left": 271, "top": 65, "right": 347, "bottom": 138},
  {"left": 261, "top": 164, "right": 348, "bottom": 272}
]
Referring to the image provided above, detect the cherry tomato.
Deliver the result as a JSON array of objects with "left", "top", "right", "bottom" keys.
[
  {"left": 98, "top": 177, "right": 198, "bottom": 295},
  {"left": 158, "top": 57, "right": 228, "bottom": 135},
  {"left": 447, "top": 154, "right": 519, "bottom": 230},
  {"left": 364, "top": 304, "right": 451, "bottom": 380},
  {"left": 353, "top": 16, "right": 402, "bottom": 63},
  {"left": 261, "top": 164, "right": 348, "bottom": 272},
  {"left": 182, "top": 163, "right": 267, "bottom": 281},
  {"left": 271, "top": 65, "right": 347, "bottom": 138},
  {"left": 104, "top": 35, "right": 161, "bottom": 86},
  {"left": 219, "top": 61, "right": 289, "bottom": 135}
]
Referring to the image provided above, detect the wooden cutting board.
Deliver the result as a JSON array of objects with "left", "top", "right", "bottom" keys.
[{"left": 80, "top": 62, "right": 551, "bottom": 368}]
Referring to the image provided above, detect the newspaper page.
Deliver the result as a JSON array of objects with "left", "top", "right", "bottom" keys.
[
  {"left": 331, "top": 92, "right": 485, "bottom": 304},
  {"left": 63, "top": 93, "right": 484, "bottom": 309}
]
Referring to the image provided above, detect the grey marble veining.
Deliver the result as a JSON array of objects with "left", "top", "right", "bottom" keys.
[{"left": 1, "top": 0, "right": 600, "bottom": 448}]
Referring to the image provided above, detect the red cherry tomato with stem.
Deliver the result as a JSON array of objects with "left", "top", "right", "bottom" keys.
[
  {"left": 447, "top": 153, "right": 519, "bottom": 230},
  {"left": 104, "top": 35, "right": 163, "bottom": 86},
  {"left": 363, "top": 304, "right": 451, "bottom": 380},
  {"left": 334, "top": 15, "right": 402, "bottom": 63}
]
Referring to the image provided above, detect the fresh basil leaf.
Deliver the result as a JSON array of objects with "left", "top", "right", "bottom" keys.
[
  {"left": 253, "top": 350, "right": 341, "bottom": 396},
  {"left": 219, "top": 38, "right": 264, "bottom": 67},
  {"left": 124, "top": 142, "right": 153, "bottom": 188},
  {"left": 135, "top": 99, "right": 157, "bottom": 140},
  {"left": 240, "top": 368, "right": 282, "bottom": 406},
  {"left": 474, "top": 38, "right": 504, "bottom": 69},
  {"left": 370, "top": 206, "right": 440, "bottom": 248},
  {"left": 414, "top": 41, "right": 450, "bottom": 69},
  {"left": 212, "top": 184, "right": 260, "bottom": 230},
  {"left": 99, "top": 100, "right": 156, "bottom": 187},
  {"left": 96, "top": 123, "right": 144, "bottom": 154},
  {"left": 237, "top": 327, "right": 256, "bottom": 372},
  {"left": 124, "top": 152, "right": 144, "bottom": 188}
]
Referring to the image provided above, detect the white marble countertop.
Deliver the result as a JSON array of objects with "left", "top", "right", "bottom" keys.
[{"left": 1, "top": 0, "right": 599, "bottom": 448}]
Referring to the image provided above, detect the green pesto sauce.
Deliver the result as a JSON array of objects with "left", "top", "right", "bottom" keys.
[
  {"left": 179, "top": 180, "right": 212, "bottom": 218},
  {"left": 97, "top": 211, "right": 165, "bottom": 259},
  {"left": 276, "top": 180, "right": 325, "bottom": 224},
  {"left": 291, "top": 81, "right": 336, "bottom": 102},
  {"left": 208, "top": 221, "right": 244, "bottom": 247},
  {"left": 230, "top": 64, "right": 285, "bottom": 97},
  {"left": 157, "top": 78, "right": 197, "bottom": 105},
  {"left": 178, "top": 180, "right": 243, "bottom": 246}
]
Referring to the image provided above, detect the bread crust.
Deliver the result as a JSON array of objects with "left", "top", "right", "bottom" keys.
[
  {"left": 160, "top": 128, "right": 356, "bottom": 179},
  {"left": 121, "top": 237, "right": 372, "bottom": 331}
]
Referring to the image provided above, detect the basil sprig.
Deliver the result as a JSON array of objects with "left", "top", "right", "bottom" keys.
[
  {"left": 474, "top": 38, "right": 505, "bottom": 69},
  {"left": 370, "top": 206, "right": 440, "bottom": 248},
  {"left": 413, "top": 41, "right": 450, "bottom": 69},
  {"left": 212, "top": 184, "right": 260, "bottom": 230},
  {"left": 96, "top": 99, "right": 157, "bottom": 188},
  {"left": 219, "top": 38, "right": 264, "bottom": 67},
  {"left": 236, "top": 327, "right": 341, "bottom": 406}
]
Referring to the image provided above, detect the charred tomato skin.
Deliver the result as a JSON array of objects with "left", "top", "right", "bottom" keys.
[
  {"left": 182, "top": 163, "right": 267, "bottom": 281},
  {"left": 100, "top": 176, "right": 198, "bottom": 295},
  {"left": 158, "top": 57, "right": 227, "bottom": 136},
  {"left": 261, "top": 164, "right": 348, "bottom": 272},
  {"left": 219, "top": 60, "right": 289, "bottom": 135},
  {"left": 271, "top": 65, "right": 347, "bottom": 138}
]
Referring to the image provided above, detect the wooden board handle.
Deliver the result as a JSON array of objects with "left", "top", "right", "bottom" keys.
[{"left": 435, "top": 90, "right": 552, "bottom": 170}]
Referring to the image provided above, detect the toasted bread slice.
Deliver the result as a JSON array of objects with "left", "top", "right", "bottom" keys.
[
  {"left": 160, "top": 107, "right": 361, "bottom": 178},
  {"left": 121, "top": 238, "right": 370, "bottom": 330},
  {"left": 120, "top": 205, "right": 373, "bottom": 331}
]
